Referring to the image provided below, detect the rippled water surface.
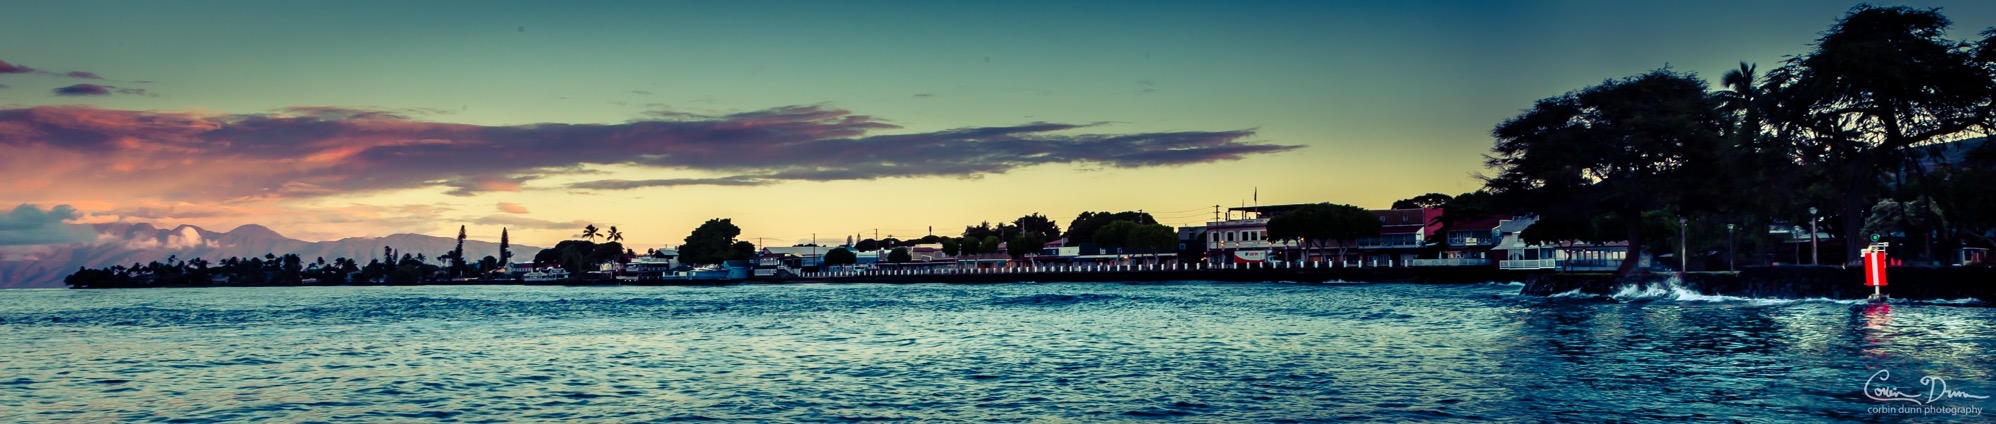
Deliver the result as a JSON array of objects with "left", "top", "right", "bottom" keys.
[{"left": 2, "top": 282, "right": 1992, "bottom": 422}]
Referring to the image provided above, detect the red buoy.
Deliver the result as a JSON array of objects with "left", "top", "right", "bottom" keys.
[{"left": 1863, "top": 241, "right": 1888, "bottom": 302}]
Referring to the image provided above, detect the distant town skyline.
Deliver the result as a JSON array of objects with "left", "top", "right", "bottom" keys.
[{"left": 3, "top": 0, "right": 1994, "bottom": 249}]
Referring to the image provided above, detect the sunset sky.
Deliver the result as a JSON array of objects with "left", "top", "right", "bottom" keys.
[{"left": 3, "top": 0, "right": 1993, "bottom": 250}]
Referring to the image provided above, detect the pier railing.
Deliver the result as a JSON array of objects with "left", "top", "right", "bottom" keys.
[
  {"left": 794, "top": 258, "right": 1486, "bottom": 280},
  {"left": 1407, "top": 258, "right": 1495, "bottom": 267}
]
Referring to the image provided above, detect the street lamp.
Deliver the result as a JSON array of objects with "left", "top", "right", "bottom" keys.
[
  {"left": 1679, "top": 216, "right": 1688, "bottom": 276},
  {"left": 1808, "top": 207, "right": 1819, "bottom": 266},
  {"left": 1726, "top": 223, "right": 1735, "bottom": 272}
]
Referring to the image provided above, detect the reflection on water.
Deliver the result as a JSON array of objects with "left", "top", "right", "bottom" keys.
[{"left": 0, "top": 283, "right": 1989, "bottom": 422}]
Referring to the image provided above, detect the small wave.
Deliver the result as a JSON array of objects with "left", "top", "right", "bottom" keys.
[
  {"left": 1909, "top": 298, "right": 1988, "bottom": 306},
  {"left": 988, "top": 293, "right": 1120, "bottom": 306}
]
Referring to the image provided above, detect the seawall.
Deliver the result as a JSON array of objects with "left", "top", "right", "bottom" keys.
[
  {"left": 1520, "top": 266, "right": 1996, "bottom": 301},
  {"left": 780, "top": 266, "right": 1534, "bottom": 285}
]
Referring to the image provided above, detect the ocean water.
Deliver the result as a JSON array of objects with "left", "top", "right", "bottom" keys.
[{"left": 0, "top": 282, "right": 1990, "bottom": 422}]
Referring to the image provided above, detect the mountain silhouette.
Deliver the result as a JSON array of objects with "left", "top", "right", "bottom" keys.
[{"left": 0, "top": 223, "right": 539, "bottom": 288}]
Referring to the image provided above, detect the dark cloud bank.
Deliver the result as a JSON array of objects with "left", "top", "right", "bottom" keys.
[{"left": 0, "top": 104, "right": 1297, "bottom": 199}]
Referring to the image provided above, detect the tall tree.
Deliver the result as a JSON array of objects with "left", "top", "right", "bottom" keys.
[
  {"left": 1012, "top": 213, "right": 1062, "bottom": 242},
  {"left": 499, "top": 228, "right": 513, "bottom": 266},
  {"left": 606, "top": 226, "right": 624, "bottom": 243},
  {"left": 680, "top": 218, "right": 744, "bottom": 264},
  {"left": 580, "top": 224, "right": 601, "bottom": 241},
  {"left": 450, "top": 225, "right": 468, "bottom": 277},
  {"left": 1486, "top": 69, "right": 1727, "bottom": 276},
  {"left": 1766, "top": 5, "right": 1996, "bottom": 263}
]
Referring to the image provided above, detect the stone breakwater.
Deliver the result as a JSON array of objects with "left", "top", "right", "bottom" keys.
[{"left": 1521, "top": 266, "right": 1996, "bottom": 301}]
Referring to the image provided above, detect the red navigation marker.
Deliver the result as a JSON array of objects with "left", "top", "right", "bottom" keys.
[{"left": 1863, "top": 241, "right": 1889, "bottom": 302}]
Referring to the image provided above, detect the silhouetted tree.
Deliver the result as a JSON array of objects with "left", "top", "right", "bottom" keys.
[
  {"left": 1765, "top": 5, "right": 1996, "bottom": 264},
  {"left": 1486, "top": 69, "right": 1727, "bottom": 276},
  {"left": 1391, "top": 193, "right": 1453, "bottom": 209}
]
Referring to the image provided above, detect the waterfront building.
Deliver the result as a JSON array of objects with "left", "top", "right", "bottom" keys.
[
  {"left": 1491, "top": 216, "right": 1641, "bottom": 271},
  {"left": 1193, "top": 204, "right": 1440, "bottom": 266},
  {"left": 615, "top": 254, "right": 677, "bottom": 282},
  {"left": 1407, "top": 216, "right": 1506, "bottom": 267}
]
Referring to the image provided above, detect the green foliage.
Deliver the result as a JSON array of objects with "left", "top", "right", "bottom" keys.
[
  {"left": 1012, "top": 213, "right": 1062, "bottom": 242},
  {"left": 1391, "top": 193, "right": 1453, "bottom": 209},
  {"left": 1486, "top": 69, "right": 1725, "bottom": 275},
  {"left": 940, "top": 238, "right": 961, "bottom": 256},
  {"left": 1066, "top": 211, "right": 1157, "bottom": 245},
  {"left": 1006, "top": 233, "right": 1043, "bottom": 259},
  {"left": 1124, "top": 224, "right": 1178, "bottom": 253},
  {"left": 679, "top": 218, "right": 744, "bottom": 264},
  {"left": 824, "top": 248, "right": 857, "bottom": 266},
  {"left": 980, "top": 236, "right": 1000, "bottom": 254},
  {"left": 533, "top": 240, "right": 625, "bottom": 275},
  {"left": 1767, "top": 5, "right": 1995, "bottom": 262},
  {"left": 887, "top": 247, "right": 912, "bottom": 263},
  {"left": 1267, "top": 203, "right": 1381, "bottom": 262},
  {"left": 856, "top": 238, "right": 880, "bottom": 252},
  {"left": 1092, "top": 220, "right": 1140, "bottom": 251}
]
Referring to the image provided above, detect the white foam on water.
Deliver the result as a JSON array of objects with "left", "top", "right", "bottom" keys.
[
  {"left": 1603, "top": 276, "right": 1843, "bottom": 304},
  {"left": 1547, "top": 288, "right": 1591, "bottom": 298},
  {"left": 1914, "top": 298, "right": 1987, "bottom": 306}
]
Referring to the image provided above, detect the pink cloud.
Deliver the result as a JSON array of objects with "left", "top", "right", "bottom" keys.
[{"left": 496, "top": 202, "right": 530, "bottom": 214}]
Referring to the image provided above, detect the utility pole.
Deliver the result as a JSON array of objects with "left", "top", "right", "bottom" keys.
[{"left": 1727, "top": 224, "right": 1735, "bottom": 272}]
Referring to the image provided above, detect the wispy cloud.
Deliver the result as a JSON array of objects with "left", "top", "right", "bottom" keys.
[
  {"left": 52, "top": 84, "right": 147, "bottom": 96},
  {"left": 0, "top": 58, "right": 115, "bottom": 80},
  {"left": 0, "top": 104, "right": 1296, "bottom": 201},
  {"left": 0, "top": 59, "right": 30, "bottom": 74},
  {"left": 471, "top": 215, "right": 587, "bottom": 230},
  {"left": 496, "top": 202, "right": 530, "bottom": 214}
]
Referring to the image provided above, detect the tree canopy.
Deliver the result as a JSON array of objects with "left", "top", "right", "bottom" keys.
[
  {"left": 1391, "top": 193, "right": 1453, "bottom": 209},
  {"left": 680, "top": 218, "right": 746, "bottom": 264},
  {"left": 1066, "top": 211, "right": 1157, "bottom": 245},
  {"left": 1485, "top": 69, "right": 1726, "bottom": 275},
  {"left": 1765, "top": 5, "right": 1996, "bottom": 263},
  {"left": 824, "top": 248, "right": 857, "bottom": 266}
]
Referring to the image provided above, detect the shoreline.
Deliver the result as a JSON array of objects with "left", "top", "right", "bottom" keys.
[{"left": 53, "top": 265, "right": 1993, "bottom": 303}]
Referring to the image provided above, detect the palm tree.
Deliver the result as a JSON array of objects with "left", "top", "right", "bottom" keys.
[
  {"left": 1716, "top": 62, "right": 1765, "bottom": 144},
  {"left": 581, "top": 224, "right": 601, "bottom": 241},
  {"left": 606, "top": 226, "right": 624, "bottom": 243}
]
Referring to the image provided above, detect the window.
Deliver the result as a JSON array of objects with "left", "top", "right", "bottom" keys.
[{"left": 1227, "top": 232, "right": 1235, "bottom": 242}]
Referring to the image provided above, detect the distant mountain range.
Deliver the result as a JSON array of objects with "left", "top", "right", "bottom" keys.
[{"left": 0, "top": 223, "right": 538, "bottom": 289}]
